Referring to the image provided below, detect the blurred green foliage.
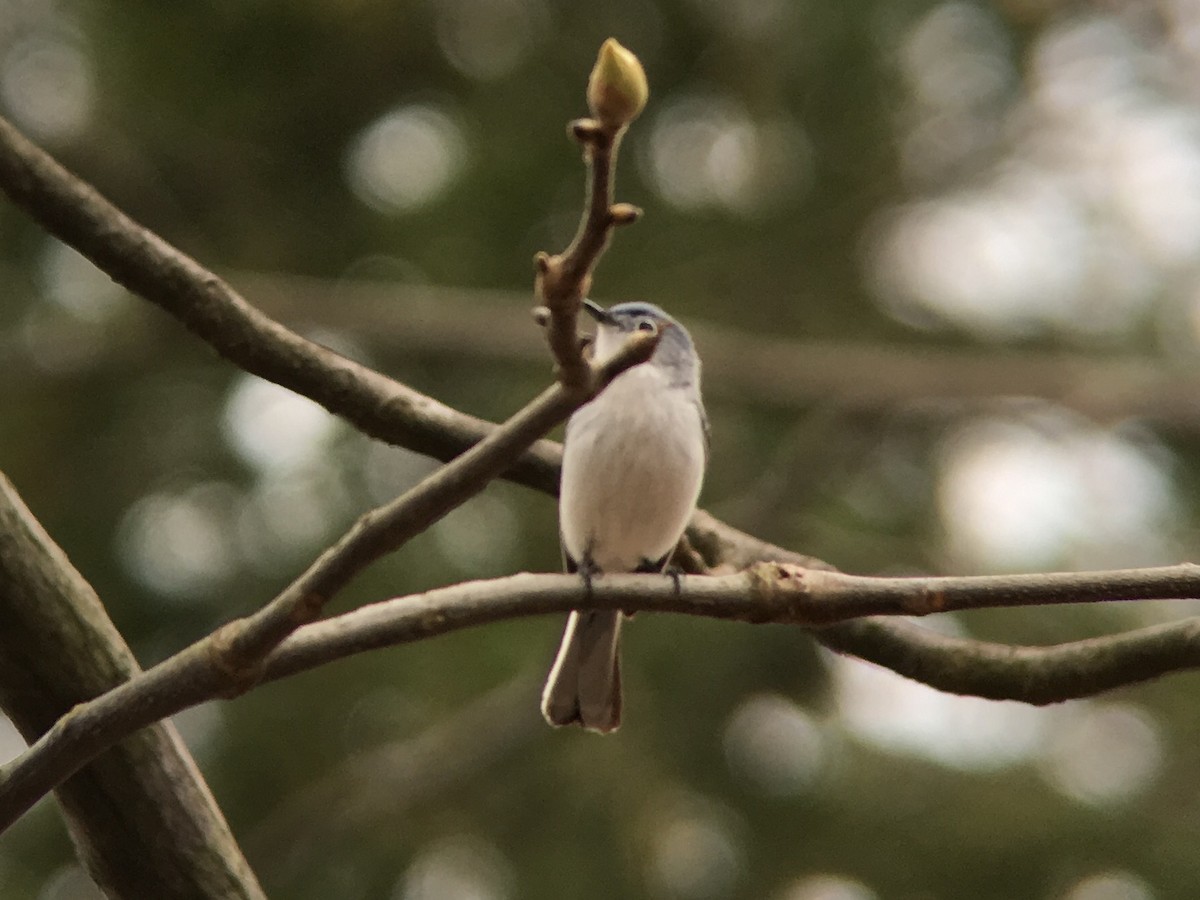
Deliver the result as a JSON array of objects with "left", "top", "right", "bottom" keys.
[{"left": 4, "top": 1, "right": 1200, "bottom": 899}]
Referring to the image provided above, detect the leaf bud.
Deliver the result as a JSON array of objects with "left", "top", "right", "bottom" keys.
[{"left": 586, "top": 39, "right": 649, "bottom": 129}]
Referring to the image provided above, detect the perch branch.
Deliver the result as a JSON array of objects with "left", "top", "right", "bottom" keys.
[
  {"left": 0, "top": 41, "right": 662, "bottom": 836},
  {"left": 7, "top": 563, "right": 1200, "bottom": 829}
]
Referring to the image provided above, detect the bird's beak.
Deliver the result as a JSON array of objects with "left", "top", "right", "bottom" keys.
[{"left": 583, "top": 299, "right": 617, "bottom": 325}]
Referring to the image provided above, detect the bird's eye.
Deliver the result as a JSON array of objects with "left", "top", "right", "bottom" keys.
[{"left": 636, "top": 318, "right": 656, "bottom": 332}]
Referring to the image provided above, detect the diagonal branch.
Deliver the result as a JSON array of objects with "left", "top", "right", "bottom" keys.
[
  {"left": 0, "top": 322, "right": 659, "bottom": 837},
  {"left": 0, "top": 113, "right": 561, "bottom": 492},
  {"left": 0, "top": 474, "right": 265, "bottom": 899},
  {"left": 0, "top": 41, "right": 662, "bottom": 838}
]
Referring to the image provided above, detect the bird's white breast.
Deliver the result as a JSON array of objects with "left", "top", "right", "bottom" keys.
[{"left": 559, "top": 364, "right": 706, "bottom": 572}]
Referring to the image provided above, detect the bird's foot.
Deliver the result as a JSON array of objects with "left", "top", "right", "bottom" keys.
[{"left": 577, "top": 555, "right": 600, "bottom": 600}]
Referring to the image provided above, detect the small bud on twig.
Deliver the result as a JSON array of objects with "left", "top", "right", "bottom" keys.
[
  {"left": 570, "top": 119, "right": 603, "bottom": 143},
  {"left": 587, "top": 38, "right": 649, "bottom": 130},
  {"left": 609, "top": 203, "right": 642, "bottom": 226}
]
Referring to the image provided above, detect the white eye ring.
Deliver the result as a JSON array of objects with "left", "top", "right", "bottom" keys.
[{"left": 636, "top": 318, "right": 656, "bottom": 332}]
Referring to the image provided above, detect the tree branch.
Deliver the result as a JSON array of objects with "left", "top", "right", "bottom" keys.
[
  {"left": 0, "top": 113, "right": 562, "bottom": 495},
  {"left": 0, "top": 46, "right": 662, "bottom": 839},
  {"left": 534, "top": 40, "right": 646, "bottom": 384},
  {"left": 815, "top": 616, "right": 1200, "bottom": 704},
  {"left": 0, "top": 475, "right": 265, "bottom": 899},
  {"left": 0, "top": 329, "right": 658, "bottom": 836},
  {"left": 4, "top": 49, "right": 1200, "bottom": 873},
  {"left": 259, "top": 566, "right": 1200, "bottom": 687},
  {"left": 7, "top": 562, "right": 1200, "bottom": 829}
]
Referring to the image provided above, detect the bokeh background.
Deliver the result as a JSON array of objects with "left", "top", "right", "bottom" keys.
[{"left": 4, "top": 1, "right": 1200, "bottom": 898}]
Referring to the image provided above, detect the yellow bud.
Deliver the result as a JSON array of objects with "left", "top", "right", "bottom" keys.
[{"left": 586, "top": 38, "right": 649, "bottom": 129}]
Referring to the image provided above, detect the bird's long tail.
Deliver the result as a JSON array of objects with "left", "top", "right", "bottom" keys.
[{"left": 540, "top": 610, "right": 623, "bottom": 733}]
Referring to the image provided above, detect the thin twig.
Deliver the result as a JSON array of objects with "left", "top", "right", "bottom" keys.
[
  {"left": 534, "top": 46, "right": 645, "bottom": 384},
  {"left": 534, "top": 122, "right": 623, "bottom": 384}
]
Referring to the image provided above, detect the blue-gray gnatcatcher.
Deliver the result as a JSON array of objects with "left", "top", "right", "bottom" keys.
[{"left": 541, "top": 300, "right": 708, "bottom": 732}]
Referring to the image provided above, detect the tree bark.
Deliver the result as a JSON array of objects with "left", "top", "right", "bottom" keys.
[{"left": 0, "top": 475, "right": 264, "bottom": 899}]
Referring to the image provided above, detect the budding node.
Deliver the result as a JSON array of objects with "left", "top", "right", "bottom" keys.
[{"left": 586, "top": 38, "right": 649, "bottom": 130}]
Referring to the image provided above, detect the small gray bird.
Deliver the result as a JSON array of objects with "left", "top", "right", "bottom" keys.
[{"left": 541, "top": 300, "right": 708, "bottom": 732}]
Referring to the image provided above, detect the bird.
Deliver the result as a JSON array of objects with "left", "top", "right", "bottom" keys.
[{"left": 540, "top": 299, "right": 708, "bottom": 732}]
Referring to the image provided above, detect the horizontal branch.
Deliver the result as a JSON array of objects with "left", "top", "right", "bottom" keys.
[
  {"left": 7, "top": 563, "right": 1200, "bottom": 829},
  {"left": 260, "top": 565, "right": 1200, "bottom": 681}
]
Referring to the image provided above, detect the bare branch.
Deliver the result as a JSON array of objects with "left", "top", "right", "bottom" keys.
[
  {"left": 0, "top": 327, "right": 660, "bottom": 835},
  {"left": 0, "top": 113, "right": 562, "bottom": 493},
  {"left": 535, "top": 41, "right": 647, "bottom": 385},
  {"left": 258, "top": 566, "right": 1200, "bottom": 683},
  {"left": 816, "top": 616, "right": 1200, "bottom": 704},
  {"left": 683, "top": 511, "right": 1200, "bottom": 705},
  {"left": 0, "top": 475, "right": 264, "bottom": 899},
  {"left": 8, "top": 560, "right": 1200, "bottom": 828}
]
